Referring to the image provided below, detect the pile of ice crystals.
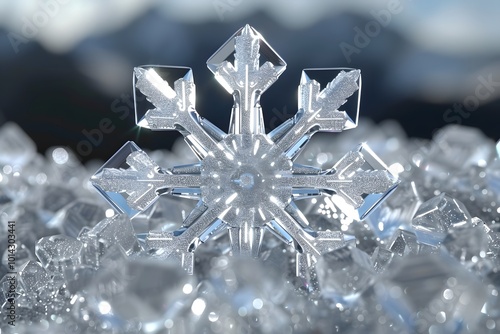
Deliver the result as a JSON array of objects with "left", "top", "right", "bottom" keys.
[{"left": 1, "top": 120, "right": 500, "bottom": 334}]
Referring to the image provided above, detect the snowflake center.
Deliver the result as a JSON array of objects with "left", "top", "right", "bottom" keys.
[
  {"left": 200, "top": 134, "right": 293, "bottom": 226},
  {"left": 232, "top": 170, "right": 258, "bottom": 190}
]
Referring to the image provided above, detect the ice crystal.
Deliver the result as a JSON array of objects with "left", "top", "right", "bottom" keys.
[{"left": 91, "top": 25, "right": 398, "bottom": 275}]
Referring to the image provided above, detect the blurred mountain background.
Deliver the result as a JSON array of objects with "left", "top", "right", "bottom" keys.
[{"left": 0, "top": 0, "right": 499, "bottom": 161}]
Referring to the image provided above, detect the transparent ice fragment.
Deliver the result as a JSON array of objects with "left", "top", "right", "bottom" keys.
[
  {"left": 376, "top": 253, "right": 488, "bottom": 333},
  {"left": 64, "top": 265, "right": 97, "bottom": 295},
  {"left": 442, "top": 222, "right": 488, "bottom": 263},
  {"left": 412, "top": 193, "right": 472, "bottom": 246},
  {"left": 144, "top": 196, "right": 195, "bottom": 232},
  {"left": 88, "top": 214, "right": 140, "bottom": 256},
  {"left": 187, "top": 256, "right": 306, "bottom": 334},
  {"left": 389, "top": 229, "right": 419, "bottom": 257},
  {"left": 46, "top": 146, "right": 87, "bottom": 187},
  {"left": 35, "top": 235, "right": 83, "bottom": 274},
  {"left": 316, "top": 246, "right": 375, "bottom": 305},
  {"left": 371, "top": 246, "right": 395, "bottom": 273},
  {"left": 48, "top": 200, "right": 106, "bottom": 237},
  {"left": 86, "top": 257, "right": 194, "bottom": 331},
  {"left": 365, "top": 181, "right": 422, "bottom": 240},
  {"left": 484, "top": 222, "right": 500, "bottom": 259},
  {"left": 2, "top": 205, "right": 54, "bottom": 253},
  {"left": 18, "top": 260, "right": 51, "bottom": 296},
  {"left": 0, "top": 122, "right": 36, "bottom": 167}
]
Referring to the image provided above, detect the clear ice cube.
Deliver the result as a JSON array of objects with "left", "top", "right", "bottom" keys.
[
  {"left": 376, "top": 253, "right": 488, "bottom": 333},
  {"left": 35, "top": 235, "right": 83, "bottom": 274},
  {"left": 316, "top": 246, "right": 375, "bottom": 305},
  {"left": 412, "top": 193, "right": 472, "bottom": 246},
  {"left": 87, "top": 214, "right": 140, "bottom": 257}
]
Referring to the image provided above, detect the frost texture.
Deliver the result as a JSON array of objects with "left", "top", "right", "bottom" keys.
[{"left": 91, "top": 25, "right": 398, "bottom": 275}]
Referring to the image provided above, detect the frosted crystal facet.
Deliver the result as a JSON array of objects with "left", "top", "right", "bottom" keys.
[
  {"left": 18, "top": 261, "right": 50, "bottom": 295},
  {"left": 35, "top": 235, "right": 83, "bottom": 274},
  {"left": 88, "top": 214, "right": 140, "bottom": 256},
  {"left": 91, "top": 25, "right": 398, "bottom": 274},
  {"left": 389, "top": 229, "right": 419, "bottom": 257},
  {"left": 412, "top": 193, "right": 472, "bottom": 246}
]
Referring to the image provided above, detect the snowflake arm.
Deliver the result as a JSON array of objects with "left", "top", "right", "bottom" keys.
[
  {"left": 277, "top": 69, "right": 360, "bottom": 159},
  {"left": 135, "top": 66, "right": 222, "bottom": 159},
  {"left": 209, "top": 24, "right": 286, "bottom": 135},
  {"left": 291, "top": 144, "right": 398, "bottom": 220},
  {"left": 148, "top": 204, "right": 230, "bottom": 274},
  {"left": 92, "top": 150, "right": 201, "bottom": 212}
]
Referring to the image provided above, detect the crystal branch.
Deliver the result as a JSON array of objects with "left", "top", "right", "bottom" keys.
[
  {"left": 92, "top": 151, "right": 201, "bottom": 212},
  {"left": 212, "top": 25, "right": 285, "bottom": 135},
  {"left": 277, "top": 69, "right": 360, "bottom": 159},
  {"left": 135, "top": 67, "right": 221, "bottom": 159}
]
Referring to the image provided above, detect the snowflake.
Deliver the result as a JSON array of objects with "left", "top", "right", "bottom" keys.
[{"left": 91, "top": 25, "right": 398, "bottom": 275}]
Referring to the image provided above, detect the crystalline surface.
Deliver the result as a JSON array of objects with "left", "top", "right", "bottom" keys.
[
  {"left": 316, "top": 246, "right": 375, "bottom": 304},
  {"left": 376, "top": 253, "right": 488, "bottom": 333},
  {"left": 1, "top": 113, "right": 500, "bottom": 333},
  {"left": 412, "top": 193, "right": 472, "bottom": 246},
  {"left": 35, "top": 235, "right": 83, "bottom": 274},
  {"left": 18, "top": 260, "right": 50, "bottom": 295},
  {"left": 389, "top": 229, "right": 419, "bottom": 257},
  {"left": 371, "top": 246, "right": 395, "bottom": 273},
  {"left": 91, "top": 25, "right": 398, "bottom": 275},
  {"left": 184, "top": 255, "right": 318, "bottom": 334}
]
